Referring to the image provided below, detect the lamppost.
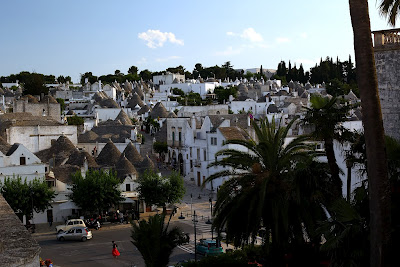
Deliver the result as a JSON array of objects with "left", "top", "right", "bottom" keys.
[
  {"left": 205, "top": 197, "right": 213, "bottom": 239},
  {"left": 193, "top": 210, "right": 198, "bottom": 262}
]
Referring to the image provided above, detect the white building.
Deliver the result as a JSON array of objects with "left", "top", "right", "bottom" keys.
[{"left": 153, "top": 73, "right": 185, "bottom": 85}]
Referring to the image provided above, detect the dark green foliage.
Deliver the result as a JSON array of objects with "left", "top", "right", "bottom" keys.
[
  {"left": 166, "top": 65, "right": 185, "bottom": 75},
  {"left": 137, "top": 170, "right": 185, "bottom": 209},
  {"left": 67, "top": 115, "right": 84, "bottom": 125},
  {"left": 131, "top": 213, "right": 187, "bottom": 267},
  {"left": 318, "top": 185, "right": 370, "bottom": 267},
  {"left": 57, "top": 75, "right": 71, "bottom": 84},
  {"left": 153, "top": 141, "right": 168, "bottom": 154},
  {"left": 80, "top": 72, "right": 98, "bottom": 84},
  {"left": 70, "top": 170, "right": 123, "bottom": 214},
  {"left": 140, "top": 69, "right": 153, "bottom": 81},
  {"left": 206, "top": 117, "right": 330, "bottom": 258},
  {"left": 172, "top": 88, "right": 185, "bottom": 96},
  {"left": 128, "top": 65, "right": 138, "bottom": 75},
  {"left": 23, "top": 73, "right": 49, "bottom": 95},
  {"left": 56, "top": 98, "right": 66, "bottom": 111},
  {"left": 180, "top": 249, "right": 249, "bottom": 267},
  {"left": 214, "top": 86, "right": 238, "bottom": 104},
  {"left": 0, "top": 176, "right": 55, "bottom": 220},
  {"left": 302, "top": 95, "right": 354, "bottom": 200}
]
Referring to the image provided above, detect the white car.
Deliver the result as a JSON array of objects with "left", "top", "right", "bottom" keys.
[
  {"left": 56, "top": 219, "right": 86, "bottom": 233},
  {"left": 57, "top": 226, "right": 92, "bottom": 242}
]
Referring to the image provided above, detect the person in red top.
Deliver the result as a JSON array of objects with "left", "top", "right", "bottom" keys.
[{"left": 112, "top": 241, "right": 120, "bottom": 258}]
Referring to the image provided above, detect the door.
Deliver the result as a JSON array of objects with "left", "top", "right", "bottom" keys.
[
  {"left": 46, "top": 210, "right": 53, "bottom": 225},
  {"left": 197, "top": 172, "right": 201, "bottom": 186}
]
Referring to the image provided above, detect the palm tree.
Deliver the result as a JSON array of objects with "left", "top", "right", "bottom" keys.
[
  {"left": 206, "top": 117, "right": 331, "bottom": 260},
  {"left": 348, "top": 1, "right": 391, "bottom": 265},
  {"left": 131, "top": 213, "right": 188, "bottom": 267},
  {"left": 302, "top": 94, "right": 352, "bottom": 200},
  {"left": 379, "top": 0, "right": 400, "bottom": 26}
]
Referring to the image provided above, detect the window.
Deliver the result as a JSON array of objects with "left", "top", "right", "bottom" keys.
[
  {"left": 20, "top": 157, "right": 26, "bottom": 165},
  {"left": 211, "top": 137, "right": 217, "bottom": 146},
  {"left": 179, "top": 132, "right": 182, "bottom": 145},
  {"left": 68, "top": 221, "right": 73, "bottom": 226},
  {"left": 197, "top": 149, "right": 200, "bottom": 161},
  {"left": 204, "top": 149, "right": 207, "bottom": 161},
  {"left": 190, "top": 147, "right": 192, "bottom": 157},
  {"left": 76, "top": 229, "right": 82, "bottom": 233},
  {"left": 172, "top": 132, "right": 175, "bottom": 145},
  {"left": 126, "top": 184, "right": 131, "bottom": 191}
]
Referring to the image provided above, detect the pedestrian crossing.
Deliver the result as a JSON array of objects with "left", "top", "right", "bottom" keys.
[
  {"left": 178, "top": 242, "right": 195, "bottom": 254},
  {"left": 180, "top": 218, "right": 212, "bottom": 234}
]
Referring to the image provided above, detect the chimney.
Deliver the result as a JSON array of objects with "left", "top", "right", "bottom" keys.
[
  {"left": 247, "top": 115, "right": 251, "bottom": 127},
  {"left": 191, "top": 115, "right": 196, "bottom": 130}
]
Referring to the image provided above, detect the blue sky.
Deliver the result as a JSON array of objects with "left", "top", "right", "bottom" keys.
[{"left": 0, "top": 0, "right": 396, "bottom": 83}]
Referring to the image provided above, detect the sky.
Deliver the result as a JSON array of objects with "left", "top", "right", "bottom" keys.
[{"left": 0, "top": 0, "right": 397, "bottom": 83}]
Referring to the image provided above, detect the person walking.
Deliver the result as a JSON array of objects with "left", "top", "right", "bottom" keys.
[{"left": 112, "top": 241, "right": 120, "bottom": 258}]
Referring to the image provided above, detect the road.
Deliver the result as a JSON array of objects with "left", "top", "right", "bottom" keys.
[{"left": 35, "top": 218, "right": 215, "bottom": 267}]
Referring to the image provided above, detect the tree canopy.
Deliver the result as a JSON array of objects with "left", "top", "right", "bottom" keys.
[
  {"left": 69, "top": 170, "right": 123, "bottom": 214},
  {"left": 0, "top": 176, "right": 55, "bottom": 221},
  {"left": 137, "top": 170, "right": 185, "bottom": 210}
]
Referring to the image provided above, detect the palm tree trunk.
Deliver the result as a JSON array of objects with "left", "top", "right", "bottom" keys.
[
  {"left": 324, "top": 138, "right": 342, "bottom": 198},
  {"left": 349, "top": 1, "right": 391, "bottom": 266}
]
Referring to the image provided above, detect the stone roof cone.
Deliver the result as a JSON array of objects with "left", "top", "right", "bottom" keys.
[
  {"left": 115, "top": 154, "right": 137, "bottom": 181},
  {"left": 149, "top": 102, "right": 169, "bottom": 118},
  {"left": 96, "top": 139, "right": 121, "bottom": 167},
  {"left": 123, "top": 142, "right": 143, "bottom": 165},
  {"left": 115, "top": 110, "right": 133, "bottom": 125}
]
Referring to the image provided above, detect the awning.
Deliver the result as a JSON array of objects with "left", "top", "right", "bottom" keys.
[
  {"left": 121, "top": 197, "right": 135, "bottom": 203},
  {"left": 58, "top": 201, "right": 80, "bottom": 210}
]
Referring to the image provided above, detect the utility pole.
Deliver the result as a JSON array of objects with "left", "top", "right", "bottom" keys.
[{"left": 194, "top": 210, "right": 197, "bottom": 262}]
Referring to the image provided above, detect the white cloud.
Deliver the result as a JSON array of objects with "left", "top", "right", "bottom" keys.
[
  {"left": 226, "top": 28, "right": 263, "bottom": 42},
  {"left": 276, "top": 37, "right": 290, "bottom": 44},
  {"left": 240, "top": 28, "right": 263, "bottom": 42},
  {"left": 155, "top": 56, "right": 181, "bottom": 62},
  {"left": 138, "top": 29, "right": 184, "bottom": 48},
  {"left": 215, "top": 46, "right": 242, "bottom": 56}
]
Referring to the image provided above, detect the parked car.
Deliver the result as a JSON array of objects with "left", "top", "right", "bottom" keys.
[
  {"left": 195, "top": 239, "right": 223, "bottom": 256},
  {"left": 55, "top": 219, "right": 86, "bottom": 233},
  {"left": 57, "top": 226, "right": 92, "bottom": 242}
]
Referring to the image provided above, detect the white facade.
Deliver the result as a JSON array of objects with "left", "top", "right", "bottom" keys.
[
  {"left": 160, "top": 82, "right": 216, "bottom": 99},
  {"left": 153, "top": 73, "right": 185, "bottom": 85},
  {"left": 6, "top": 125, "right": 78, "bottom": 153},
  {"left": 0, "top": 144, "right": 47, "bottom": 184}
]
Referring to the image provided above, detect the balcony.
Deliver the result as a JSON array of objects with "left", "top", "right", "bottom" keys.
[
  {"left": 193, "top": 160, "right": 201, "bottom": 167},
  {"left": 373, "top": 28, "right": 400, "bottom": 51}
]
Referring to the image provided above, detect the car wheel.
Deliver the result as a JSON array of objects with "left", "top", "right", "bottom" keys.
[
  {"left": 81, "top": 236, "right": 87, "bottom": 242},
  {"left": 59, "top": 237, "right": 65, "bottom": 241}
]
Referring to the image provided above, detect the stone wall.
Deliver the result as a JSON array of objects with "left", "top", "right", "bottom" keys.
[
  {"left": 0, "top": 195, "right": 40, "bottom": 267},
  {"left": 14, "top": 100, "right": 61, "bottom": 123},
  {"left": 375, "top": 49, "right": 400, "bottom": 141}
]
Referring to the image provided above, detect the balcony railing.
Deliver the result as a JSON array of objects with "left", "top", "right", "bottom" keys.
[{"left": 373, "top": 28, "right": 400, "bottom": 49}]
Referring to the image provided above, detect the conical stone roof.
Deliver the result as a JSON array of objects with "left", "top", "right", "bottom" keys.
[
  {"left": 133, "top": 86, "right": 144, "bottom": 100},
  {"left": 149, "top": 102, "right": 169, "bottom": 118},
  {"left": 66, "top": 150, "right": 98, "bottom": 168},
  {"left": 115, "top": 154, "right": 137, "bottom": 181},
  {"left": 127, "top": 93, "right": 144, "bottom": 108},
  {"left": 36, "top": 135, "right": 77, "bottom": 165},
  {"left": 137, "top": 105, "right": 150, "bottom": 115},
  {"left": 115, "top": 110, "right": 132, "bottom": 125},
  {"left": 138, "top": 154, "right": 157, "bottom": 175},
  {"left": 123, "top": 142, "right": 143, "bottom": 165},
  {"left": 96, "top": 140, "right": 121, "bottom": 167}
]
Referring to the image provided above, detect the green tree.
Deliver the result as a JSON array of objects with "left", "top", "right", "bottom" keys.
[
  {"left": 302, "top": 95, "right": 352, "bottom": 200},
  {"left": 214, "top": 86, "right": 238, "bottom": 104},
  {"left": 56, "top": 98, "right": 66, "bottom": 112},
  {"left": 23, "top": 73, "right": 48, "bottom": 95},
  {"left": 379, "top": 0, "right": 400, "bottom": 26},
  {"left": 70, "top": 170, "right": 123, "bottom": 214},
  {"left": 0, "top": 176, "right": 55, "bottom": 222},
  {"left": 131, "top": 213, "right": 188, "bottom": 267},
  {"left": 153, "top": 141, "right": 168, "bottom": 155},
  {"left": 140, "top": 69, "right": 153, "bottom": 81},
  {"left": 206, "top": 118, "right": 330, "bottom": 259},
  {"left": 67, "top": 115, "right": 84, "bottom": 125},
  {"left": 137, "top": 170, "right": 185, "bottom": 212},
  {"left": 349, "top": 1, "right": 391, "bottom": 264},
  {"left": 128, "top": 65, "right": 139, "bottom": 75},
  {"left": 80, "top": 72, "right": 97, "bottom": 84}
]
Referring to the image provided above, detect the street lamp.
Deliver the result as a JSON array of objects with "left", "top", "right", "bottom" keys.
[
  {"left": 193, "top": 210, "right": 198, "bottom": 262},
  {"left": 205, "top": 198, "right": 213, "bottom": 240}
]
